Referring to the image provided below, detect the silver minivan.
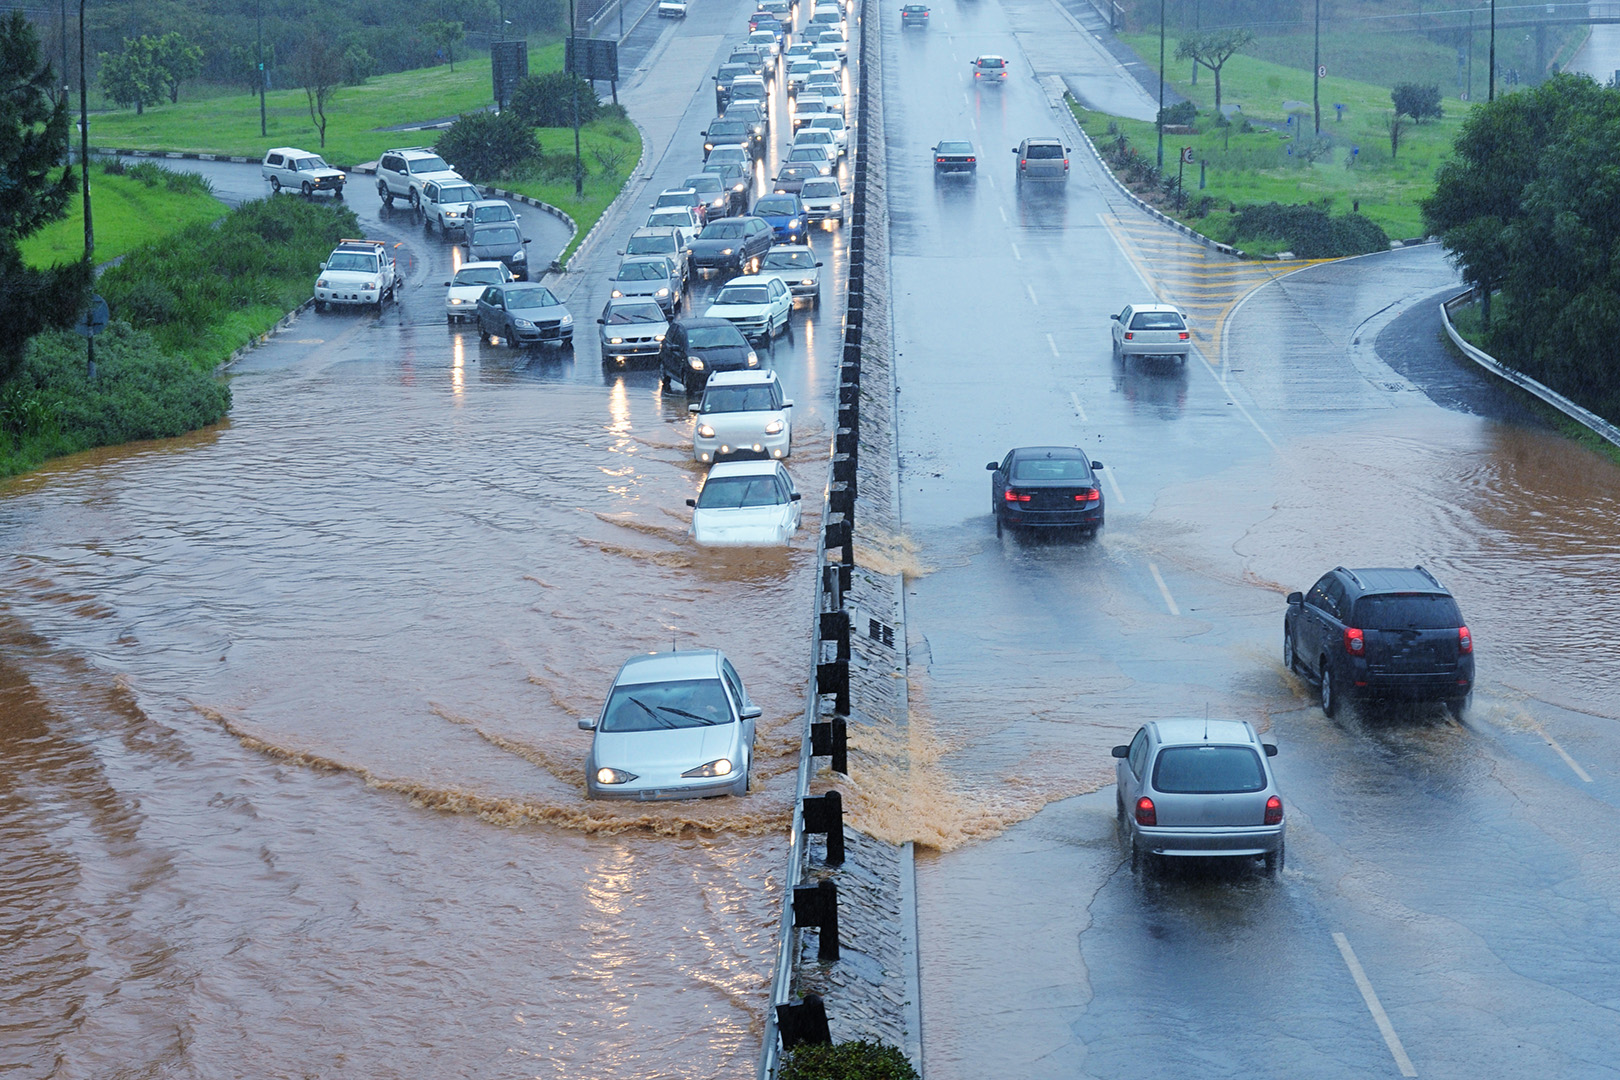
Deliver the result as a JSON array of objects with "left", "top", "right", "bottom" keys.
[
  {"left": 1013, "top": 137, "right": 1070, "bottom": 182},
  {"left": 1112, "top": 719, "right": 1285, "bottom": 876}
]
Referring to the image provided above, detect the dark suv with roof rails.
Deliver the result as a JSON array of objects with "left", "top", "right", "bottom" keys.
[{"left": 1283, "top": 565, "right": 1475, "bottom": 718}]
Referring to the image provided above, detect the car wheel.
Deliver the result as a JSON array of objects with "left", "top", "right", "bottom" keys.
[
  {"left": 660, "top": 369, "right": 672, "bottom": 389},
  {"left": 409, "top": 189, "right": 420, "bottom": 208},
  {"left": 270, "top": 176, "right": 281, "bottom": 193},
  {"left": 334, "top": 187, "right": 344, "bottom": 201},
  {"left": 506, "top": 322, "right": 521, "bottom": 347},
  {"left": 1265, "top": 842, "right": 1284, "bottom": 877},
  {"left": 314, "top": 299, "right": 326, "bottom": 313},
  {"left": 812, "top": 289, "right": 821, "bottom": 308},
  {"left": 994, "top": 510, "right": 1003, "bottom": 537},
  {"left": 423, "top": 212, "right": 434, "bottom": 234},
  {"left": 1320, "top": 662, "right": 1338, "bottom": 718},
  {"left": 1111, "top": 338, "right": 1122, "bottom": 362},
  {"left": 1283, "top": 626, "right": 1297, "bottom": 673},
  {"left": 380, "top": 186, "right": 393, "bottom": 206},
  {"left": 301, "top": 181, "right": 313, "bottom": 197},
  {"left": 447, "top": 314, "right": 456, "bottom": 325}
]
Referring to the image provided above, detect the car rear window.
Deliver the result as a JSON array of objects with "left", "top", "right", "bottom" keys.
[
  {"left": 1130, "top": 311, "right": 1186, "bottom": 330},
  {"left": 978, "top": 57, "right": 1005, "bottom": 68},
  {"left": 1025, "top": 144, "right": 1063, "bottom": 158},
  {"left": 1011, "top": 457, "right": 1089, "bottom": 481},
  {"left": 628, "top": 235, "right": 676, "bottom": 255},
  {"left": 1354, "top": 593, "right": 1462, "bottom": 630},
  {"left": 474, "top": 227, "right": 521, "bottom": 246},
  {"left": 1152, "top": 745, "right": 1265, "bottom": 794}
]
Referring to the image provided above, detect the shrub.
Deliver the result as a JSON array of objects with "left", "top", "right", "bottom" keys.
[
  {"left": 510, "top": 71, "right": 601, "bottom": 128},
  {"left": 1230, "top": 202, "right": 1389, "bottom": 257},
  {"left": 779, "top": 1041, "right": 919, "bottom": 1080},
  {"left": 597, "top": 101, "right": 630, "bottom": 123},
  {"left": 1392, "top": 82, "right": 1443, "bottom": 123},
  {"left": 436, "top": 110, "right": 544, "bottom": 183},
  {"left": 1157, "top": 100, "right": 1197, "bottom": 128}
]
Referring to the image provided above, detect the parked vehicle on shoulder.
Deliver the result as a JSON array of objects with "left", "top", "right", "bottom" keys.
[
  {"left": 986, "top": 446, "right": 1105, "bottom": 538},
  {"left": 797, "top": 177, "right": 844, "bottom": 225},
  {"left": 1013, "top": 137, "right": 1070, "bottom": 182},
  {"left": 1111, "top": 304, "right": 1190, "bottom": 363},
  {"left": 262, "top": 147, "right": 345, "bottom": 198},
  {"left": 704, "top": 273, "right": 793, "bottom": 343},
  {"left": 315, "top": 238, "right": 397, "bottom": 312},
  {"left": 443, "top": 260, "right": 514, "bottom": 324},
  {"left": 688, "top": 460, "right": 803, "bottom": 546},
  {"left": 419, "top": 177, "right": 484, "bottom": 235},
  {"left": 1112, "top": 720, "right": 1285, "bottom": 876},
  {"left": 689, "top": 368, "right": 794, "bottom": 463},
  {"left": 376, "top": 146, "right": 460, "bottom": 207},
  {"left": 598, "top": 296, "right": 670, "bottom": 365},
  {"left": 475, "top": 282, "right": 573, "bottom": 349},
  {"left": 463, "top": 221, "right": 533, "bottom": 280},
  {"left": 761, "top": 244, "right": 821, "bottom": 302},
  {"left": 660, "top": 317, "right": 759, "bottom": 391},
  {"left": 1283, "top": 566, "right": 1475, "bottom": 718}
]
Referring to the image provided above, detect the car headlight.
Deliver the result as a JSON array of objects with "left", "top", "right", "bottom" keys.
[
  {"left": 316, "top": 279, "right": 328, "bottom": 288},
  {"left": 449, "top": 297, "right": 464, "bottom": 305},
  {"left": 514, "top": 318, "right": 536, "bottom": 329},
  {"left": 745, "top": 350, "right": 759, "bottom": 367},
  {"left": 682, "top": 758, "right": 733, "bottom": 778},
  {"left": 513, "top": 250, "right": 526, "bottom": 260},
  {"left": 655, "top": 332, "right": 666, "bottom": 342},
  {"left": 697, "top": 424, "right": 716, "bottom": 438},
  {"left": 689, "top": 357, "right": 706, "bottom": 370},
  {"left": 720, "top": 248, "right": 733, "bottom": 256},
  {"left": 596, "top": 767, "right": 637, "bottom": 785},
  {"left": 611, "top": 289, "right": 624, "bottom": 297},
  {"left": 366, "top": 279, "right": 380, "bottom": 290},
  {"left": 560, "top": 313, "right": 572, "bottom": 326},
  {"left": 830, "top": 201, "right": 841, "bottom": 211},
  {"left": 788, "top": 218, "right": 802, "bottom": 228},
  {"left": 656, "top": 288, "right": 670, "bottom": 297},
  {"left": 705, "top": 142, "right": 715, "bottom": 152},
  {"left": 764, "top": 419, "right": 784, "bottom": 435},
  {"left": 800, "top": 277, "right": 815, "bottom": 285},
  {"left": 609, "top": 336, "right": 624, "bottom": 344}
]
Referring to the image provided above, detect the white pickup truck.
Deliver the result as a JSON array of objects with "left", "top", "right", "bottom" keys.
[
  {"left": 314, "top": 238, "right": 399, "bottom": 312},
  {"left": 659, "top": 0, "right": 688, "bottom": 15}
]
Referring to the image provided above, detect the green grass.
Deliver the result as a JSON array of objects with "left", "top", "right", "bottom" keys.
[
  {"left": 20, "top": 166, "right": 226, "bottom": 269},
  {"left": 1079, "top": 37, "right": 1477, "bottom": 247},
  {"left": 506, "top": 116, "right": 643, "bottom": 267},
  {"left": 86, "top": 46, "right": 563, "bottom": 166}
]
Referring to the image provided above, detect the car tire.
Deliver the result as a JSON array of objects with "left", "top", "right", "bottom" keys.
[
  {"left": 1320, "top": 662, "right": 1338, "bottom": 718},
  {"left": 506, "top": 323, "right": 520, "bottom": 347},
  {"left": 314, "top": 299, "right": 326, "bottom": 313},
  {"left": 409, "top": 189, "right": 420, "bottom": 208},
  {"left": 270, "top": 176, "right": 281, "bottom": 193},
  {"left": 380, "top": 185, "right": 393, "bottom": 206},
  {"left": 423, "top": 212, "right": 434, "bottom": 235},
  {"left": 812, "top": 289, "right": 821, "bottom": 308},
  {"left": 994, "top": 511, "right": 1003, "bottom": 538},
  {"left": 301, "top": 181, "right": 313, "bottom": 197},
  {"left": 334, "top": 187, "right": 344, "bottom": 200},
  {"left": 1265, "top": 842, "right": 1284, "bottom": 877},
  {"left": 660, "top": 369, "right": 672, "bottom": 389},
  {"left": 1283, "top": 626, "right": 1297, "bottom": 673}
]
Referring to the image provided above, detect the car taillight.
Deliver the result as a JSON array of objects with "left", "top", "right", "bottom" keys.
[
  {"left": 1344, "top": 627, "right": 1365, "bottom": 655},
  {"left": 1264, "top": 795, "right": 1283, "bottom": 825},
  {"left": 1020, "top": 159, "right": 1027, "bottom": 167},
  {"left": 1135, "top": 797, "right": 1156, "bottom": 826},
  {"left": 1003, "top": 489, "right": 1031, "bottom": 503},
  {"left": 1458, "top": 625, "right": 1472, "bottom": 653},
  {"left": 967, "top": 156, "right": 975, "bottom": 163},
  {"left": 1178, "top": 331, "right": 1189, "bottom": 340},
  {"left": 936, "top": 157, "right": 945, "bottom": 163},
  {"left": 1123, "top": 331, "right": 1133, "bottom": 340},
  {"left": 1074, "top": 488, "right": 1099, "bottom": 503}
]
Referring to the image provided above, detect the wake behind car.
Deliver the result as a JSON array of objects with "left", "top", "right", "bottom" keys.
[
  {"left": 262, "top": 147, "right": 345, "bottom": 198},
  {"left": 315, "top": 238, "right": 398, "bottom": 312},
  {"left": 1283, "top": 566, "right": 1475, "bottom": 718},
  {"left": 986, "top": 446, "right": 1105, "bottom": 538},
  {"left": 581, "top": 649, "right": 760, "bottom": 800},
  {"left": 704, "top": 274, "right": 793, "bottom": 342},
  {"left": 687, "top": 460, "right": 803, "bottom": 546},
  {"left": 463, "top": 220, "right": 533, "bottom": 280},
  {"left": 687, "top": 216, "right": 774, "bottom": 276},
  {"left": 1112, "top": 719, "right": 1285, "bottom": 876},
  {"left": 443, "top": 260, "right": 513, "bottom": 324},
  {"left": 475, "top": 282, "right": 573, "bottom": 348},
  {"left": 660, "top": 317, "right": 759, "bottom": 392},
  {"left": 688, "top": 368, "right": 793, "bottom": 462},
  {"left": 1111, "top": 303, "right": 1191, "bottom": 363}
]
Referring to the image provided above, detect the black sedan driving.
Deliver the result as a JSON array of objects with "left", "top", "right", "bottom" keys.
[{"left": 987, "top": 446, "right": 1105, "bottom": 538}]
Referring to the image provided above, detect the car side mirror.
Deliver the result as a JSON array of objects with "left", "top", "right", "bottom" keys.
[
  {"left": 686, "top": 498, "right": 696, "bottom": 507},
  {"left": 1287, "top": 591, "right": 1304, "bottom": 606},
  {"left": 688, "top": 403, "right": 701, "bottom": 413},
  {"left": 442, "top": 280, "right": 452, "bottom": 287},
  {"left": 1091, "top": 460, "right": 1103, "bottom": 469},
  {"left": 1263, "top": 743, "right": 1279, "bottom": 757},
  {"left": 1110, "top": 313, "right": 1119, "bottom": 320},
  {"left": 1110, "top": 745, "right": 1129, "bottom": 759},
  {"left": 741, "top": 705, "right": 763, "bottom": 720},
  {"left": 319, "top": 262, "right": 327, "bottom": 270},
  {"left": 1066, "top": 147, "right": 1073, "bottom": 152},
  {"left": 523, "top": 238, "right": 532, "bottom": 243},
  {"left": 596, "top": 318, "right": 606, "bottom": 324},
  {"left": 985, "top": 462, "right": 998, "bottom": 471},
  {"left": 791, "top": 492, "right": 802, "bottom": 501},
  {"left": 782, "top": 399, "right": 793, "bottom": 408},
  {"left": 577, "top": 717, "right": 597, "bottom": 730},
  {"left": 1011, "top": 147, "right": 1018, "bottom": 152}
]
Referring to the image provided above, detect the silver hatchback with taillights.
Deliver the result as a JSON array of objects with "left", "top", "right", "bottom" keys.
[{"left": 1111, "top": 303, "right": 1192, "bottom": 363}]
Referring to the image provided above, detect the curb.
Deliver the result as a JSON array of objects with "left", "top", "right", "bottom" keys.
[
  {"left": 216, "top": 298, "right": 314, "bottom": 374},
  {"left": 1440, "top": 292, "right": 1620, "bottom": 449}
]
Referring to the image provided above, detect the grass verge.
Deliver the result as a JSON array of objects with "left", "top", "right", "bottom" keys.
[
  {"left": 503, "top": 116, "right": 643, "bottom": 267},
  {"left": 21, "top": 162, "right": 225, "bottom": 269}
]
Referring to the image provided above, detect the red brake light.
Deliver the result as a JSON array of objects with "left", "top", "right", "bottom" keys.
[
  {"left": 1123, "top": 331, "right": 1133, "bottom": 340},
  {"left": 1074, "top": 488, "right": 1099, "bottom": 503},
  {"left": 1264, "top": 795, "right": 1283, "bottom": 825},
  {"left": 1344, "top": 627, "right": 1365, "bottom": 655},
  {"left": 1135, "top": 797, "right": 1156, "bottom": 826},
  {"left": 1019, "top": 159, "right": 1027, "bottom": 167},
  {"left": 967, "top": 156, "right": 975, "bottom": 163},
  {"left": 1003, "top": 489, "right": 1030, "bottom": 503},
  {"left": 1178, "top": 331, "right": 1189, "bottom": 340},
  {"left": 1458, "top": 625, "right": 1472, "bottom": 653}
]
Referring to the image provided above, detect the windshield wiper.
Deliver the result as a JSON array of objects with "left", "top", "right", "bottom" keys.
[
  {"left": 658, "top": 705, "right": 721, "bottom": 726},
  {"left": 628, "top": 697, "right": 677, "bottom": 728}
]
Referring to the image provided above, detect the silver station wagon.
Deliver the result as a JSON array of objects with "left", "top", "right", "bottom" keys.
[{"left": 1112, "top": 719, "right": 1285, "bottom": 876}]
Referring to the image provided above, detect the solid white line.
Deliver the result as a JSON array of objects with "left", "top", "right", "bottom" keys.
[
  {"left": 1194, "top": 351, "right": 1279, "bottom": 451},
  {"left": 1068, "top": 390, "right": 1086, "bottom": 421},
  {"left": 1048, "top": 333, "right": 1061, "bottom": 358},
  {"left": 1011, "top": 242, "right": 1021, "bottom": 261},
  {"left": 1147, "top": 563, "right": 1180, "bottom": 616},
  {"left": 1101, "top": 465, "right": 1124, "bottom": 505},
  {"left": 1529, "top": 721, "right": 1593, "bottom": 783},
  {"left": 1026, "top": 283, "right": 1038, "bottom": 305},
  {"left": 1333, "top": 933, "right": 1418, "bottom": 1077}
]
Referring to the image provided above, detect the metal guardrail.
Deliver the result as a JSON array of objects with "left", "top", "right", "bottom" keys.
[{"left": 1440, "top": 291, "right": 1620, "bottom": 449}]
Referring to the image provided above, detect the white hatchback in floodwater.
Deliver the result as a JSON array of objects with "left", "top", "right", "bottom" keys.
[{"left": 686, "top": 460, "right": 802, "bottom": 546}]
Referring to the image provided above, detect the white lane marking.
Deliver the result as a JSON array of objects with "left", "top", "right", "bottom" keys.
[
  {"left": 1026, "top": 283, "right": 1038, "bottom": 306},
  {"left": 1048, "top": 333, "right": 1061, "bottom": 358},
  {"left": 963, "top": 90, "right": 972, "bottom": 108},
  {"left": 1147, "top": 563, "right": 1180, "bottom": 616},
  {"left": 1100, "top": 465, "right": 1124, "bottom": 505},
  {"left": 1010, "top": 242, "right": 1021, "bottom": 261},
  {"left": 1528, "top": 720, "right": 1593, "bottom": 783},
  {"left": 1068, "top": 390, "right": 1086, "bottom": 421},
  {"left": 1333, "top": 933, "right": 1418, "bottom": 1077},
  {"left": 999, "top": 205, "right": 1008, "bottom": 223}
]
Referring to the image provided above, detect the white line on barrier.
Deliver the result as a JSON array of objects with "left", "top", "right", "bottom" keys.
[
  {"left": 1333, "top": 933, "right": 1418, "bottom": 1077},
  {"left": 1148, "top": 563, "right": 1180, "bottom": 616}
]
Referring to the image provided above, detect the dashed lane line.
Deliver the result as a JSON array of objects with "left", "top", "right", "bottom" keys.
[
  {"left": 1068, "top": 389, "right": 1086, "bottom": 421},
  {"left": 1147, "top": 563, "right": 1180, "bottom": 616},
  {"left": 1048, "top": 333, "right": 1061, "bottom": 358},
  {"left": 1333, "top": 933, "right": 1418, "bottom": 1077}
]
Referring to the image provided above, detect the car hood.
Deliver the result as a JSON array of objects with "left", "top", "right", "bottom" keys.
[
  {"left": 692, "top": 505, "right": 794, "bottom": 545},
  {"left": 613, "top": 279, "right": 671, "bottom": 296},
  {"left": 601, "top": 318, "right": 666, "bottom": 337},
  {"left": 706, "top": 301, "right": 773, "bottom": 319},
  {"left": 447, "top": 284, "right": 490, "bottom": 304},
  {"left": 689, "top": 236, "right": 748, "bottom": 255},
  {"left": 301, "top": 167, "right": 345, "bottom": 180},
  {"left": 322, "top": 268, "right": 381, "bottom": 284},
  {"left": 592, "top": 723, "right": 739, "bottom": 771}
]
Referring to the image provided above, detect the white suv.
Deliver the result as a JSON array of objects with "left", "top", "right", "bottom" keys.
[
  {"left": 688, "top": 369, "right": 793, "bottom": 463},
  {"left": 418, "top": 177, "right": 484, "bottom": 235},
  {"left": 376, "top": 147, "right": 461, "bottom": 208},
  {"left": 262, "top": 147, "right": 346, "bottom": 198}
]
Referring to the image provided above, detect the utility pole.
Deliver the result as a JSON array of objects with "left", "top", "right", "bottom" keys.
[
  {"left": 79, "top": 0, "right": 94, "bottom": 378},
  {"left": 569, "top": 0, "right": 583, "bottom": 197},
  {"left": 1467, "top": 8, "right": 1473, "bottom": 101},
  {"left": 1156, "top": 0, "right": 1165, "bottom": 170},
  {"left": 257, "top": 2, "right": 266, "bottom": 138},
  {"left": 1191, "top": 0, "right": 1199, "bottom": 84},
  {"left": 1489, "top": 0, "right": 1496, "bottom": 101},
  {"left": 1312, "top": 0, "right": 1321, "bottom": 134}
]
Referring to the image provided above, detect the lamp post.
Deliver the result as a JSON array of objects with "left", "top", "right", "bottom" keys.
[
  {"left": 569, "top": 0, "right": 583, "bottom": 198},
  {"left": 1312, "top": 0, "right": 1321, "bottom": 134},
  {"left": 256, "top": 3, "right": 266, "bottom": 138},
  {"left": 1156, "top": 0, "right": 1165, "bottom": 170},
  {"left": 1488, "top": 0, "right": 1496, "bottom": 101},
  {"left": 78, "top": 0, "right": 94, "bottom": 378}
]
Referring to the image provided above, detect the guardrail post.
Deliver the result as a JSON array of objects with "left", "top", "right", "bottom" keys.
[
  {"left": 815, "top": 660, "right": 850, "bottom": 717},
  {"left": 776, "top": 993, "right": 832, "bottom": 1050},
  {"left": 793, "top": 879, "right": 840, "bottom": 961},
  {"left": 802, "top": 790, "right": 845, "bottom": 864},
  {"left": 811, "top": 715, "right": 848, "bottom": 774},
  {"left": 821, "top": 563, "right": 843, "bottom": 609},
  {"left": 820, "top": 609, "right": 850, "bottom": 661}
]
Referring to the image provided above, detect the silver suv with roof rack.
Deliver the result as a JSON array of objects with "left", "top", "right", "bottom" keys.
[{"left": 375, "top": 147, "right": 462, "bottom": 208}]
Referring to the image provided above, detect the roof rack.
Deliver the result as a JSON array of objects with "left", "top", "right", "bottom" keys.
[
  {"left": 383, "top": 146, "right": 435, "bottom": 154},
  {"left": 1332, "top": 566, "right": 1363, "bottom": 588},
  {"left": 1412, "top": 564, "right": 1442, "bottom": 587},
  {"left": 335, "top": 238, "right": 385, "bottom": 248}
]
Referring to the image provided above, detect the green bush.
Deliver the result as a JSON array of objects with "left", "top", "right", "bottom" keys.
[
  {"left": 779, "top": 1041, "right": 919, "bottom": 1080},
  {"left": 510, "top": 71, "right": 601, "bottom": 128},
  {"left": 436, "top": 109, "right": 543, "bottom": 183},
  {"left": 1157, "top": 100, "right": 1198, "bottom": 128},
  {"left": 0, "top": 323, "right": 230, "bottom": 476},
  {"left": 1230, "top": 201, "right": 1389, "bottom": 257}
]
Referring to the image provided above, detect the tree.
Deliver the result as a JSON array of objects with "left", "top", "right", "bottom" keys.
[
  {"left": 510, "top": 71, "right": 600, "bottom": 128},
  {"left": 292, "top": 31, "right": 345, "bottom": 148},
  {"left": 435, "top": 110, "right": 542, "bottom": 181},
  {"left": 1391, "top": 83, "right": 1442, "bottom": 124},
  {"left": 99, "top": 37, "right": 163, "bottom": 115},
  {"left": 151, "top": 31, "right": 203, "bottom": 104},
  {"left": 422, "top": 20, "right": 465, "bottom": 72},
  {"left": 0, "top": 12, "right": 93, "bottom": 384},
  {"left": 1174, "top": 29, "right": 1253, "bottom": 110},
  {"left": 1385, "top": 109, "right": 1406, "bottom": 161}
]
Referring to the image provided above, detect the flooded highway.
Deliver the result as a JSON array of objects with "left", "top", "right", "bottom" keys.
[{"left": 1, "top": 1, "right": 854, "bottom": 1075}]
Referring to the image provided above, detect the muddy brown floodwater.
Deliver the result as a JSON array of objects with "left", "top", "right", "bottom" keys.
[{"left": 0, "top": 361, "right": 827, "bottom": 1078}]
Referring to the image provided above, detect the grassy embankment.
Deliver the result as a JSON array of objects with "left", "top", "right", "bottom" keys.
[
  {"left": 1074, "top": 35, "right": 1477, "bottom": 254},
  {"left": 87, "top": 48, "right": 640, "bottom": 266},
  {"left": 20, "top": 162, "right": 226, "bottom": 269}
]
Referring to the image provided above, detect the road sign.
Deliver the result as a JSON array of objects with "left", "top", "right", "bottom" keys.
[
  {"left": 1180, "top": 146, "right": 1194, "bottom": 165},
  {"left": 491, "top": 40, "right": 529, "bottom": 110},
  {"left": 566, "top": 36, "right": 619, "bottom": 83},
  {"left": 1318, "top": 64, "right": 1327, "bottom": 78},
  {"left": 72, "top": 294, "right": 109, "bottom": 338}
]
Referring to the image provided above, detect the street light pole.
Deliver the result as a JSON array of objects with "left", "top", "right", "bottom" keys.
[
  {"left": 1156, "top": 0, "right": 1165, "bottom": 170},
  {"left": 1312, "top": 0, "right": 1320, "bottom": 134},
  {"left": 1488, "top": 0, "right": 1496, "bottom": 101},
  {"left": 78, "top": 0, "right": 94, "bottom": 378},
  {"left": 256, "top": 3, "right": 266, "bottom": 138},
  {"left": 569, "top": 0, "right": 583, "bottom": 198}
]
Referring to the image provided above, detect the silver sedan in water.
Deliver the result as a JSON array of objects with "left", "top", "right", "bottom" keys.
[{"left": 581, "top": 650, "right": 760, "bottom": 800}]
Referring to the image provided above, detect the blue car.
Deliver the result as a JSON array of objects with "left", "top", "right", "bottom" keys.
[{"left": 751, "top": 193, "right": 808, "bottom": 243}]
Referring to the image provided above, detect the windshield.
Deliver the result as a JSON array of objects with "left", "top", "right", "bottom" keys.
[
  {"left": 1011, "top": 456, "right": 1090, "bottom": 481},
  {"left": 473, "top": 227, "right": 520, "bottom": 247},
  {"left": 325, "top": 253, "right": 376, "bottom": 272},
  {"left": 791, "top": 61, "right": 818, "bottom": 73},
  {"left": 656, "top": 192, "right": 695, "bottom": 207},
  {"left": 506, "top": 288, "right": 559, "bottom": 310},
  {"left": 800, "top": 180, "right": 838, "bottom": 198},
  {"left": 709, "top": 122, "right": 745, "bottom": 137},
  {"left": 437, "top": 185, "right": 480, "bottom": 203},
  {"left": 472, "top": 203, "right": 515, "bottom": 222},
  {"left": 798, "top": 131, "right": 832, "bottom": 143},
  {"left": 977, "top": 57, "right": 1005, "bottom": 68},
  {"left": 605, "top": 302, "right": 665, "bottom": 324},
  {"left": 617, "top": 261, "right": 667, "bottom": 281},
  {"left": 716, "top": 285, "right": 769, "bottom": 305},
  {"left": 1130, "top": 310, "right": 1185, "bottom": 330},
  {"left": 719, "top": 65, "right": 751, "bottom": 78},
  {"left": 453, "top": 266, "right": 506, "bottom": 286},
  {"left": 696, "top": 475, "right": 786, "bottom": 509},
  {"left": 937, "top": 141, "right": 973, "bottom": 154},
  {"left": 789, "top": 148, "right": 827, "bottom": 163},
  {"left": 688, "top": 324, "right": 745, "bottom": 348},
  {"left": 782, "top": 164, "right": 819, "bottom": 177},
  {"left": 294, "top": 157, "right": 329, "bottom": 171},
  {"left": 407, "top": 155, "right": 451, "bottom": 173},
  {"left": 1354, "top": 594, "right": 1463, "bottom": 630},
  {"left": 702, "top": 386, "right": 777, "bottom": 413},
  {"left": 754, "top": 196, "right": 796, "bottom": 215},
  {"left": 808, "top": 73, "right": 838, "bottom": 85},
  {"left": 1025, "top": 144, "right": 1064, "bottom": 159},
  {"left": 1152, "top": 745, "right": 1265, "bottom": 794},
  {"left": 627, "top": 235, "right": 675, "bottom": 255},
  {"left": 764, "top": 250, "right": 815, "bottom": 269},
  {"left": 648, "top": 211, "right": 690, "bottom": 227},
  {"left": 600, "top": 679, "right": 733, "bottom": 732},
  {"left": 810, "top": 116, "right": 844, "bottom": 130},
  {"left": 685, "top": 176, "right": 721, "bottom": 193},
  {"left": 701, "top": 222, "right": 745, "bottom": 239}
]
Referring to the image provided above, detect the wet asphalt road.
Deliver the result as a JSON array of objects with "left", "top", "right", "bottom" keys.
[{"left": 876, "top": 0, "right": 1620, "bottom": 1076}]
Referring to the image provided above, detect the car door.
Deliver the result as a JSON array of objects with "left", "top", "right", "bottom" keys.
[
  {"left": 720, "top": 658, "right": 754, "bottom": 751},
  {"left": 1114, "top": 305, "right": 1131, "bottom": 345},
  {"left": 989, "top": 451, "right": 1013, "bottom": 508},
  {"left": 661, "top": 322, "right": 685, "bottom": 377},
  {"left": 1118, "top": 727, "right": 1149, "bottom": 810},
  {"left": 770, "top": 278, "right": 790, "bottom": 321},
  {"left": 1298, "top": 574, "right": 1339, "bottom": 675}
]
